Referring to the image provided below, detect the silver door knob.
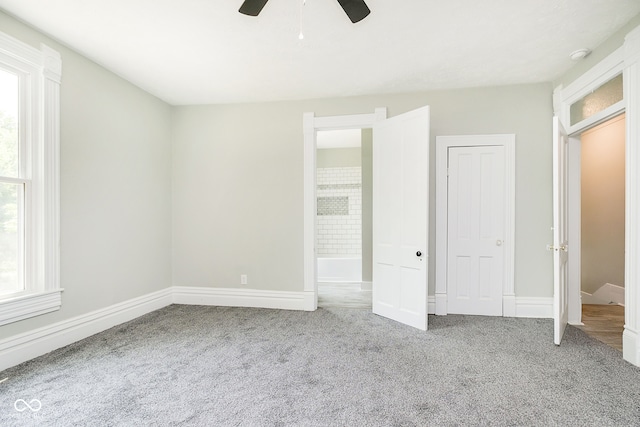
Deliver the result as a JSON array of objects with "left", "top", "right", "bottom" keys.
[{"left": 496, "top": 240, "right": 503, "bottom": 246}]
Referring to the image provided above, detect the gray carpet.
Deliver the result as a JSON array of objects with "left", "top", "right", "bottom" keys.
[{"left": 1, "top": 305, "right": 639, "bottom": 426}]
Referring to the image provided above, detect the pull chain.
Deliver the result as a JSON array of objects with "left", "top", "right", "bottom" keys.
[{"left": 299, "top": 0, "right": 306, "bottom": 40}]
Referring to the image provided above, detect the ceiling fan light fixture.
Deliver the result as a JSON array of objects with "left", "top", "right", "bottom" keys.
[
  {"left": 336, "top": 0, "right": 370, "bottom": 23},
  {"left": 239, "top": 0, "right": 269, "bottom": 16},
  {"left": 239, "top": 0, "right": 370, "bottom": 23}
]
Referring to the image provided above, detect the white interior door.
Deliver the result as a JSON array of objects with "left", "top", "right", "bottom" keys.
[
  {"left": 372, "top": 106, "right": 429, "bottom": 330},
  {"left": 553, "top": 116, "right": 569, "bottom": 345},
  {"left": 447, "top": 145, "right": 505, "bottom": 316}
]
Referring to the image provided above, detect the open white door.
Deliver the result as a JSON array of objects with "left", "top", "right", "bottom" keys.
[
  {"left": 372, "top": 106, "right": 429, "bottom": 330},
  {"left": 552, "top": 116, "right": 569, "bottom": 345}
]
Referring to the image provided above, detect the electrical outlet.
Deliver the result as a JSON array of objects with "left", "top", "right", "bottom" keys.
[{"left": 240, "top": 274, "right": 248, "bottom": 285}]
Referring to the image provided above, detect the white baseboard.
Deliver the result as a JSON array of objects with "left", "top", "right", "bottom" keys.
[
  {"left": 0, "top": 287, "right": 553, "bottom": 373},
  {"left": 172, "top": 286, "right": 313, "bottom": 311},
  {"left": 514, "top": 297, "right": 553, "bottom": 318},
  {"left": 431, "top": 294, "right": 549, "bottom": 318},
  {"left": 581, "top": 291, "right": 608, "bottom": 305},
  {"left": 582, "top": 283, "right": 625, "bottom": 306},
  {"left": 503, "top": 295, "right": 517, "bottom": 317},
  {"left": 0, "top": 288, "right": 173, "bottom": 372},
  {"left": 623, "top": 327, "right": 639, "bottom": 366},
  {"left": 434, "top": 293, "right": 447, "bottom": 315},
  {"left": 0, "top": 286, "right": 315, "bottom": 372},
  {"left": 428, "top": 296, "right": 436, "bottom": 314}
]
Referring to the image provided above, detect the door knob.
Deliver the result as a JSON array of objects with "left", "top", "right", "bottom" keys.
[
  {"left": 416, "top": 251, "right": 422, "bottom": 257},
  {"left": 496, "top": 240, "right": 503, "bottom": 246}
]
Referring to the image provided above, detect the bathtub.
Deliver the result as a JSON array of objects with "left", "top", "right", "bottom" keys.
[{"left": 317, "top": 257, "right": 362, "bottom": 282}]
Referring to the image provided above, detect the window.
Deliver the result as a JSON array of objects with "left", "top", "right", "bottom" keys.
[
  {"left": 0, "top": 31, "right": 61, "bottom": 325},
  {"left": 570, "top": 74, "right": 623, "bottom": 126},
  {"left": 0, "top": 68, "right": 22, "bottom": 295}
]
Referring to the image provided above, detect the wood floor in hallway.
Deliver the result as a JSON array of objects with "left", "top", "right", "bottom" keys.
[{"left": 576, "top": 304, "right": 624, "bottom": 351}]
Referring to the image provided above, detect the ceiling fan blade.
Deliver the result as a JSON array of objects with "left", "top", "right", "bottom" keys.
[
  {"left": 336, "top": 0, "right": 370, "bottom": 23},
  {"left": 239, "top": 0, "right": 269, "bottom": 16}
]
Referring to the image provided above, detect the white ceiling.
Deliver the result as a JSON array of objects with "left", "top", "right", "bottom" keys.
[{"left": 0, "top": 0, "right": 638, "bottom": 106}]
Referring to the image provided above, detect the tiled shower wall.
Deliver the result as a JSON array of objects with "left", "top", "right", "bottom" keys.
[{"left": 316, "top": 167, "right": 361, "bottom": 256}]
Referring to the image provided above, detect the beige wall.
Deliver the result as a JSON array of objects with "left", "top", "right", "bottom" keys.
[
  {"left": 0, "top": 11, "right": 172, "bottom": 339},
  {"left": 581, "top": 114, "right": 626, "bottom": 294},
  {"left": 172, "top": 84, "right": 554, "bottom": 297},
  {"left": 316, "top": 147, "right": 361, "bottom": 168}
]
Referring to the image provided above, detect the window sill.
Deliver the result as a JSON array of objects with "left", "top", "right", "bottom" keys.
[{"left": 0, "top": 289, "right": 63, "bottom": 326}]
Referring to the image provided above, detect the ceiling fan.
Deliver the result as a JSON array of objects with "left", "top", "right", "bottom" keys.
[{"left": 239, "top": 0, "right": 371, "bottom": 23}]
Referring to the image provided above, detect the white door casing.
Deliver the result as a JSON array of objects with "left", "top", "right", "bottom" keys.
[
  {"left": 435, "top": 135, "right": 516, "bottom": 317},
  {"left": 303, "top": 108, "right": 387, "bottom": 310},
  {"left": 552, "top": 116, "right": 569, "bottom": 345},
  {"left": 447, "top": 145, "right": 505, "bottom": 316},
  {"left": 372, "top": 106, "right": 430, "bottom": 330},
  {"left": 553, "top": 25, "right": 640, "bottom": 364}
]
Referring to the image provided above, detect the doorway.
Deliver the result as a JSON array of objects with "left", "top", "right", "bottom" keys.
[
  {"left": 315, "top": 128, "right": 371, "bottom": 309},
  {"left": 574, "top": 113, "right": 626, "bottom": 350},
  {"left": 552, "top": 27, "right": 640, "bottom": 362},
  {"left": 435, "top": 134, "right": 516, "bottom": 317},
  {"left": 303, "top": 106, "right": 430, "bottom": 330},
  {"left": 302, "top": 108, "right": 386, "bottom": 312}
]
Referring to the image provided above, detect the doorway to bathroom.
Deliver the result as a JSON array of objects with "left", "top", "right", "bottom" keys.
[
  {"left": 303, "top": 106, "right": 430, "bottom": 330},
  {"left": 315, "top": 128, "right": 372, "bottom": 309}
]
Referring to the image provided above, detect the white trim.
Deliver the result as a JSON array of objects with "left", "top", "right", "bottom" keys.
[
  {"left": 40, "top": 43, "right": 62, "bottom": 83},
  {"left": 434, "top": 134, "right": 516, "bottom": 317},
  {"left": 515, "top": 297, "right": 553, "bottom": 319},
  {"left": 559, "top": 47, "right": 624, "bottom": 105},
  {"left": 554, "top": 24, "right": 640, "bottom": 365},
  {"left": 42, "top": 43, "right": 61, "bottom": 298},
  {"left": 567, "top": 135, "right": 582, "bottom": 325},
  {"left": 623, "top": 25, "right": 640, "bottom": 366},
  {"left": 173, "top": 287, "right": 314, "bottom": 311},
  {"left": 302, "top": 113, "right": 316, "bottom": 300},
  {"left": 428, "top": 296, "right": 436, "bottom": 314},
  {"left": 553, "top": 46, "right": 625, "bottom": 134},
  {"left": 0, "top": 288, "right": 173, "bottom": 372},
  {"left": 303, "top": 108, "right": 387, "bottom": 308},
  {"left": 567, "top": 100, "right": 624, "bottom": 136},
  {"left": 503, "top": 295, "right": 516, "bottom": 317},
  {"left": 581, "top": 284, "right": 625, "bottom": 306},
  {"left": 360, "top": 281, "right": 372, "bottom": 291},
  {"left": 312, "top": 112, "right": 383, "bottom": 130},
  {"left": 0, "top": 289, "right": 62, "bottom": 326},
  {"left": 0, "top": 31, "right": 44, "bottom": 68},
  {"left": 0, "top": 286, "right": 317, "bottom": 372},
  {"left": 0, "top": 32, "right": 61, "bottom": 325},
  {"left": 435, "top": 293, "right": 447, "bottom": 316},
  {"left": 0, "top": 285, "right": 555, "bottom": 373}
]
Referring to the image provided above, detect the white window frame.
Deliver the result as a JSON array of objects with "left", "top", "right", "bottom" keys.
[{"left": 0, "top": 31, "right": 61, "bottom": 325}]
